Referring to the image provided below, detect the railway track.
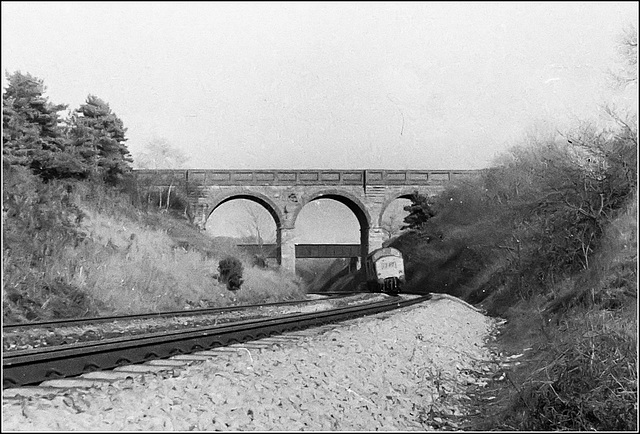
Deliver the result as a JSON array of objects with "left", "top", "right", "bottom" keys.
[
  {"left": 3, "top": 294, "right": 431, "bottom": 389},
  {"left": 3, "top": 293, "right": 371, "bottom": 352},
  {"left": 3, "top": 293, "right": 358, "bottom": 331}
]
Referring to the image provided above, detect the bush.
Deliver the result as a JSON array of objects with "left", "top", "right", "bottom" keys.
[
  {"left": 218, "top": 256, "right": 244, "bottom": 291},
  {"left": 0, "top": 168, "right": 123, "bottom": 323},
  {"left": 390, "top": 179, "right": 511, "bottom": 299},
  {"left": 494, "top": 306, "right": 637, "bottom": 431},
  {"left": 395, "top": 120, "right": 636, "bottom": 309}
]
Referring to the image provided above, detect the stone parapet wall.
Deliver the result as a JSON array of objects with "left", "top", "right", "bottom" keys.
[
  {"left": 132, "top": 169, "right": 480, "bottom": 273},
  {"left": 134, "top": 169, "right": 479, "bottom": 187}
]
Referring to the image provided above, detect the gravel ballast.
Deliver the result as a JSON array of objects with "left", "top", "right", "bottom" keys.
[
  {"left": 2, "top": 295, "right": 500, "bottom": 431},
  {"left": 3, "top": 294, "right": 388, "bottom": 352}
]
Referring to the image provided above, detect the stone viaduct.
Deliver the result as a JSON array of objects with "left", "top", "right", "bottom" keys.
[{"left": 133, "top": 169, "right": 478, "bottom": 273}]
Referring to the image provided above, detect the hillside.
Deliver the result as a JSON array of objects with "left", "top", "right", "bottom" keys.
[
  {"left": 310, "top": 127, "right": 638, "bottom": 430},
  {"left": 2, "top": 167, "right": 306, "bottom": 323},
  {"left": 468, "top": 192, "right": 637, "bottom": 430}
]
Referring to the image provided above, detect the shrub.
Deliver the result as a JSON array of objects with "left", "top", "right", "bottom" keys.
[
  {"left": 395, "top": 120, "right": 636, "bottom": 309},
  {"left": 2, "top": 165, "right": 94, "bottom": 321},
  {"left": 497, "top": 306, "right": 637, "bottom": 431},
  {"left": 218, "top": 256, "right": 244, "bottom": 291}
]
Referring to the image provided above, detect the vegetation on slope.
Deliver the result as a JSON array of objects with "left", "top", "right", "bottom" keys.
[
  {"left": 388, "top": 115, "right": 637, "bottom": 431},
  {"left": 385, "top": 27, "right": 637, "bottom": 427},
  {"left": 2, "top": 165, "right": 306, "bottom": 323},
  {"left": 3, "top": 25, "right": 637, "bottom": 429},
  {"left": 473, "top": 192, "right": 637, "bottom": 431},
  {"left": 2, "top": 70, "right": 305, "bottom": 324}
]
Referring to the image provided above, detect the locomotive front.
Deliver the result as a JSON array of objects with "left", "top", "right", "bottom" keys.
[{"left": 365, "top": 247, "right": 406, "bottom": 294}]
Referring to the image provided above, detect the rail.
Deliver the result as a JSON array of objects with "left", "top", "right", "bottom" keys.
[
  {"left": 2, "top": 295, "right": 351, "bottom": 331},
  {"left": 3, "top": 294, "right": 430, "bottom": 388}
]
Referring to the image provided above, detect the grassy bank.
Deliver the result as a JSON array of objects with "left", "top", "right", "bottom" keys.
[
  {"left": 2, "top": 167, "right": 305, "bottom": 323},
  {"left": 460, "top": 189, "right": 638, "bottom": 431},
  {"left": 469, "top": 192, "right": 637, "bottom": 431},
  {"left": 382, "top": 119, "right": 637, "bottom": 430}
]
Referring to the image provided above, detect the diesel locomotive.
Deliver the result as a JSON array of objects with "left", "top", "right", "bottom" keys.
[{"left": 363, "top": 247, "right": 406, "bottom": 294}]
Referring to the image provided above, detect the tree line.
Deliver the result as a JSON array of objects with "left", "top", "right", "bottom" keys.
[{"left": 3, "top": 71, "right": 132, "bottom": 185}]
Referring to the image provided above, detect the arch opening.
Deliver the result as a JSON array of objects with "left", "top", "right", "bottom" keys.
[
  {"left": 292, "top": 191, "right": 371, "bottom": 230},
  {"left": 205, "top": 192, "right": 283, "bottom": 232},
  {"left": 206, "top": 197, "right": 278, "bottom": 243},
  {"left": 293, "top": 192, "right": 370, "bottom": 289},
  {"left": 205, "top": 194, "right": 282, "bottom": 266},
  {"left": 379, "top": 196, "right": 413, "bottom": 242}
]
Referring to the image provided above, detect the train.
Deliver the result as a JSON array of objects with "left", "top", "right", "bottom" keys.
[{"left": 363, "top": 247, "right": 406, "bottom": 295}]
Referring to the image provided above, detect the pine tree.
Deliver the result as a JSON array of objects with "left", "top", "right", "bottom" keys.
[
  {"left": 401, "top": 192, "right": 436, "bottom": 230},
  {"left": 2, "top": 71, "right": 86, "bottom": 179},
  {"left": 68, "top": 95, "right": 133, "bottom": 185}
]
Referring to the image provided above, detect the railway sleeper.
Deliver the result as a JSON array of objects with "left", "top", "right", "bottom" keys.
[{"left": 3, "top": 295, "right": 430, "bottom": 397}]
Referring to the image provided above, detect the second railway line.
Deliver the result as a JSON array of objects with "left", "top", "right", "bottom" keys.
[{"left": 3, "top": 293, "right": 431, "bottom": 390}]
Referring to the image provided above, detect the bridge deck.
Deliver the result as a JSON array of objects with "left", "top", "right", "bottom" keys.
[{"left": 134, "top": 169, "right": 478, "bottom": 186}]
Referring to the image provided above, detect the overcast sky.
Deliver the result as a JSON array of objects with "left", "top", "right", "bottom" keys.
[
  {"left": 2, "top": 2, "right": 637, "bottom": 243},
  {"left": 3, "top": 1, "right": 637, "bottom": 171}
]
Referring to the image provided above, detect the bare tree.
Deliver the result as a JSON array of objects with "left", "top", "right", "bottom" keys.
[
  {"left": 610, "top": 24, "right": 638, "bottom": 89},
  {"left": 380, "top": 199, "right": 411, "bottom": 240},
  {"left": 237, "top": 202, "right": 275, "bottom": 245},
  {"left": 133, "top": 137, "right": 191, "bottom": 213},
  {"left": 380, "top": 212, "right": 404, "bottom": 240},
  {"left": 133, "top": 137, "right": 190, "bottom": 169}
]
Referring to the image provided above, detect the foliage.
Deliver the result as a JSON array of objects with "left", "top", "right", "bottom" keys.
[
  {"left": 476, "top": 300, "right": 637, "bottom": 432},
  {"left": 67, "top": 94, "right": 133, "bottom": 185},
  {"left": 463, "top": 188, "right": 637, "bottom": 432},
  {"left": 390, "top": 179, "right": 509, "bottom": 297},
  {"left": 546, "top": 189, "right": 637, "bottom": 313},
  {"left": 395, "top": 116, "right": 636, "bottom": 307},
  {"left": 1, "top": 165, "right": 98, "bottom": 321},
  {"left": 401, "top": 192, "right": 435, "bottom": 230},
  {"left": 380, "top": 211, "right": 405, "bottom": 240},
  {"left": 2, "top": 71, "right": 87, "bottom": 180},
  {"left": 521, "top": 310, "right": 636, "bottom": 430},
  {"left": 2, "top": 172, "right": 305, "bottom": 321},
  {"left": 507, "top": 123, "right": 635, "bottom": 293},
  {"left": 131, "top": 169, "right": 194, "bottom": 222},
  {"left": 2, "top": 72, "right": 135, "bottom": 185},
  {"left": 218, "top": 256, "right": 244, "bottom": 291}
]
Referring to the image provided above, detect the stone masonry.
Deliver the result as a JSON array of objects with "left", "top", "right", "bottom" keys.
[{"left": 133, "top": 169, "right": 478, "bottom": 273}]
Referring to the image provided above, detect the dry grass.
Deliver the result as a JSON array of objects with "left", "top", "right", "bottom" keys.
[
  {"left": 236, "top": 267, "right": 305, "bottom": 304},
  {"left": 74, "top": 208, "right": 306, "bottom": 315},
  {"left": 2, "top": 173, "right": 307, "bottom": 322},
  {"left": 472, "top": 194, "right": 637, "bottom": 431},
  {"left": 494, "top": 305, "right": 637, "bottom": 431}
]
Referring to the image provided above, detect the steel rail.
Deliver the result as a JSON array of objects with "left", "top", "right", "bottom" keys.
[
  {"left": 2, "top": 294, "right": 355, "bottom": 331},
  {"left": 3, "top": 294, "right": 430, "bottom": 389}
]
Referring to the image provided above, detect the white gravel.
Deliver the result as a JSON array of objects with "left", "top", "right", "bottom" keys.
[{"left": 2, "top": 295, "right": 500, "bottom": 431}]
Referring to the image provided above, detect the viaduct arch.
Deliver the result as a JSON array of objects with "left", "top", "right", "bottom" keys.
[{"left": 134, "top": 169, "right": 479, "bottom": 273}]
